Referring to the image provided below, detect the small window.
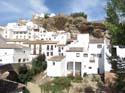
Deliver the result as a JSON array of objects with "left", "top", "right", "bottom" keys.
[
  {"left": 62, "top": 47, "right": 63, "bottom": 50},
  {"left": 91, "top": 54, "right": 96, "bottom": 57},
  {"left": 18, "top": 59, "right": 21, "bottom": 62},
  {"left": 47, "top": 52, "right": 49, "bottom": 56},
  {"left": 55, "top": 45, "right": 56, "bottom": 48},
  {"left": 23, "top": 59, "right": 25, "bottom": 62},
  {"left": 58, "top": 47, "right": 61, "bottom": 52},
  {"left": 90, "top": 60, "right": 95, "bottom": 63},
  {"left": 97, "top": 54, "right": 102, "bottom": 58},
  {"left": 83, "top": 53, "right": 88, "bottom": 57},
  {"left": 76, "top": 53, "right": 80, "bottom": 57},
  {"left": 0, "top": 59, "right": 2, "bottom": 62},
  {"left": 23, "top": 51, "right": 25, "bottom": 53},
  {"left": 97, "top": 44, "right": 102, "bottom": 48},
  {"left": 89, "top": 67, "right": 92, "bottom": 69},
  {"left": 47, "top": 45, "right": 49, "bottom": 50},
  {"left": 5, "top": 52, "right": 7, "bottom": 55},
  {"left": 43, "top": 30, "right": 46, "bottom": 33},
  {"left": 51, "top": 52, "right": 53, "bottom": 56},
  {"left": 53, "top": 62, "right": 55, "bottom": 65},
  {"left": 61, "top": 53, "right": 63, "bottom": 56},
  {"left": 51, "top": 45, "right": 53, "bottom": 50}
]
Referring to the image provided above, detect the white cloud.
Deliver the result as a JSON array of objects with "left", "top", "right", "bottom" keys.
[
  {"left": 68, "top": 0, "right": 106, "bottom": 21},
  {"left": 0, "top": 1, "right": 21, "bottom": 13},
  {"left": 28, "top": 0, "right": 50, "bottom": 13}
]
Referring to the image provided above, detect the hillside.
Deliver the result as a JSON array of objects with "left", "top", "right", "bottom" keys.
[{"left": 20, "top": 13, "right": 106, "bottom": 38}]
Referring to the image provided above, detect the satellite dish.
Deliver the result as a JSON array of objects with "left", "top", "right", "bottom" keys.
[{"left": 0, "top": 71, "right": 9, "bottom": 79}]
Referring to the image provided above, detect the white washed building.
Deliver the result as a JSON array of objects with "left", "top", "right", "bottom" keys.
[
  {"left": 47, "top": 33, "right": 110, "bottom": 77},
  {"left": 0, "top": 44, "right": 30, "bottom": 65},
  {"left": 0, "top": 36, "right": 31, "bottom": 66}
]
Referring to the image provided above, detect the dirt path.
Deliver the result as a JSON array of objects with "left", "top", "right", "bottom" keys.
[{"left": 27, "top": 82, "right": 41, "bottom": 93}]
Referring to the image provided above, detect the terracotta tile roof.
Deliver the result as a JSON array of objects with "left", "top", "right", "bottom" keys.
[
  {"left": 24, "top": 40, "right": 58, "bottom": 44},
  {"left": 66, "top": 47, "right": 83, "bottom": 52},
  {"left": 48, "top": 56, "right": 65, "bottom": 61},
  {"left": 57, "top": 44, "right": 66, "bottom": 46},
  {"left": 0, "top": 44, "right": 28, "bottom": 49},
  {"left": 89, "top": 36, "right": 104, "bottom": 43},
  {"left": 6, "top": 39, "right": 27, "bottom": 42}
]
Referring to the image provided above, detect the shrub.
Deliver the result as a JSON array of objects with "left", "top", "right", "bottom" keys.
[
  {"left": 31, "top": 54, "right": 47, "bottom": 75},
  {"left": 71, "top": 12, "right": 87, "bottom": 18},
  {"left": 73, "top": 75, "right": 83, "bottom": 83}
]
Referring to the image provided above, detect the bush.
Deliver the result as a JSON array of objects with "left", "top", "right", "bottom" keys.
[
  {"left": 40, "top": 77, "right": 72, "bottom": 93},
  {"left": 23, "top": 88, "right": 30, "bottom": 93},
  {"left": 67, "top": 74, "right": 75, "bottom": 80},
  {"left": 17, "top": 64, "right": 32, "bottom": 84},
  {"left": 31, "top": 54, "right": 47, "bottom": 75},
  {"left": 71, "top": 12, "right": 87, "bottom": 18},
  {"left": 73, "top": 75, "right": 83, "bottom": 83}
]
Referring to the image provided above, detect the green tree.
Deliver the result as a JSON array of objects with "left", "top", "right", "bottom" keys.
[
  {"left": 106, "top": 0, "right": 125, "bottom": 91},
  {"left": 17, "top": 64, "right": 32, "bottom": 84},
  {"left": 32, "top": 54, "right": 47, "bottom": 75},
  {"left": 106, "top": 0, "right": 125, "bottom": 45}
]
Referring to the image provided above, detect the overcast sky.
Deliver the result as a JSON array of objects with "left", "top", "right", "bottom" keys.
[{"left": 0, "top": 0, "right": 106, "bottom": 24}]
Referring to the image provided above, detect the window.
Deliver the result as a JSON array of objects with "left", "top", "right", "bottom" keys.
[
  {"left": 0, "top": 59, "right": 2, "bottom": 62},
  {"left": 91, "top": 54, "right": 96, "bottom": 57},
  {"left": 61, "top": 53, "right": 63, "bottom": 56},
  {"left": 62, "top": 47, "right": 63, "bottom": 50},
  {"left": 58, "top": 47, "right": 61, "bottom": 52},
  {"left": 51, "top": 45, "right": 53, "bottom": 50},
  {"left": 23, "top": 59, "right": 25, "bottom": 62},
  {"left": 5, "top": 52, "right": 7, "bottom": 55},
  {"left": 18, "top": 59, "right": 21, "bottom": 62},
  {"left": 83, "top": 53, "right": 88, "bottom": 57},
  {"left": 97, "top": 54, "right": 102, "bottom": 58},
  {"left": 43, "top": 30, "right": 46, "bottom": 33},
  {"left": 47, "top": 52, "right": 49, "bottom": 56},
  {"left": 97, "top": 44, "right": 102, "bottom": 48},
  {"left": 23, "top": 51, "right": 25, "bottom": 53},
  {"left": 33, "top": 45, "right": 36, "bottom": 55},
  {"left": 55, "top": 45, "right": 56, "bottom": 48},
  {"left": 51, "top": 52, "right": 53, "bottom": 56},
  {"left": 112, "top": 47, "right": 116, "bottom": 56},
  {"left": 89, "top": 67, "right": 92, "bottom": 69},
  {"left": 53, "top": 62, "right": 55, "bottom": 65},
  {"left": 76, "top": 53, "right": 80, "bottom": 57},
  {"left": 47, "top": 45, "right": 49, "bottom": 50},
  {"left": 90, "top": 60, "right": 95, "bottom": 63}
]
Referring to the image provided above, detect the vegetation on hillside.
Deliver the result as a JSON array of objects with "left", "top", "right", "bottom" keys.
[
  {"left": 17, "top": 54, "right": 47, "bottom": 84},
  {"left": 106, "top": 0, "right": 125, "bottom": 92}
]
